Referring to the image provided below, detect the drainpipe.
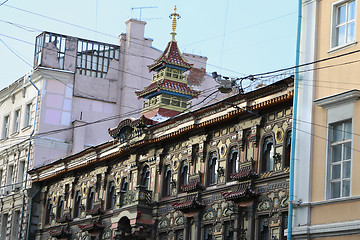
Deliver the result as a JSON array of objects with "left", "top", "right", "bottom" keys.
[
  {"left": 26, "top": 186, "right": 40, "bottom": 240},
  {"left": 288, "top": 0, "right": 302, "bottom": 239},
  {"left": 19, "top": 72, "right": 39, "bottom": 240}
]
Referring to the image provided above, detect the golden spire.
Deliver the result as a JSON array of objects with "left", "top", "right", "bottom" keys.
[{"left": 170, "top": 5, "right": 180, "bottom": 40}]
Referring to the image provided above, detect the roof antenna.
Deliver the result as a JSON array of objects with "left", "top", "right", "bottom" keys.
[{"left": 131, "top": 6, "right": 157, "bottom": 20}]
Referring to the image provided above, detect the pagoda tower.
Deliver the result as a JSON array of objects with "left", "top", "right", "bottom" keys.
[{"left": 136, "top": 6, "right": 200, "bottom": 120}]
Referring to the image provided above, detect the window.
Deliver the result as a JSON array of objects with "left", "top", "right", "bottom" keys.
[
  {"left": 73, "top": 191, "right": 81, "bottom": 218},
  {"left": 163, "top": 165, "right": 172, "bottom": 197},
  {"left": 0, "top": 214, "right": 8, "bottom": 239},
  {"left": 87, "top": 188, "right": 95, "bottom": 210},
  {"left": 2, "top": 115, "right": 9, "bottom": 139},
  {"left": 179, "top": 161, "right": 189, "bottom": 188},
  {"left": 34, "top": 32, "right": 66, "bottom": 69},
  {"left": 45, "top": 200, "right": 52, "bottom": 225},
  {"left": 204, "top": 225, "right": 213, "bottom": 240},
  {"left": 6, "top": 165, "right": 13, "bottom": 192},
  {"left": 224, "top": 221, "right": 234, "bottom": 240},
  {"left": 175, "top": 229, "right": 184, "bottom": 240},
  {"left": 11, "top": 210, "right": 19, "bottom": 239},
  {"left": 121, "top": 177, "right": 128, "bottom": 192},
  {"left": 261, "top": 136, "right": 274, "bottom": 173},
  {"left": 228, "top": 146, "right": 239, "bottom": 178},
  {"left": 331, "top": 0, "right": 356, "bottom": 48},
  {"left": 107, "top": 181, "right": 116, "bottom": 209},
  {"left": 329, "top": 121, "right": 352, "bottom": 198},
  {"left": 259, "top": 216, "right": 270, "bottom": 240},
  {"left": 13, "top": 110, "right": 20, "bottom": 133},
  {"left": 284, "top": 131, "right": 291, "bottom": 169},
  {"left": 17, "top": 161, "right": 25, "bottom": 189},
  {"left": 24, "top": 103, "right": 32, "bottom": 127},
  {"left": 141, "top": 166, "right": 150, "bottom": 190},
  {"left": 191, "top": 144, "right": 199, "bottom": 174},
  {"left": 208, "top": 152, "right": 218, "bottom": 185},
  {"left": 56, "top": 197, "right": 64, "bottom": 218}
]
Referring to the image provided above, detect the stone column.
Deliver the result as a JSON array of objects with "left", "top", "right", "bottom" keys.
[{"left": 247, "top": 203, "right": 256, "bottom": 240}]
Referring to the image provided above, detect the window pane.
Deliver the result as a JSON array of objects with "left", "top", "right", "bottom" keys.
[
  {"left": 333, "top": 124, "right": 343, "bottom": 142},
  {"left": 332, "top": 145, "right": 342, "bottom": 162},
  {"left": 337, "top": 5, "right": 346, "bottom": 24},
  {"left": 332, "top": 164, "right": 341, "bottom": 179},
  {"left": 331, "top": 181, "right": 341, "bottom": 198},
  {"left": 336, "top": 26, "right": 346, "bottom": 46},
  {"left": 348, "top": 1, "right": 356, "bottom": 20},
  {"left": 347, "top": 22, "right": 356, "bottom": 42},
  {"left": 342, "top": 180, "right": 350, "bottom": 197},
  {"left": 344, "top": 122, "right": 352, "bottom": 139},
  {"left": 343, "top": 142, "right": 351, "bottom": 160},
  {"left": 343, "top": 160, "right": 351, "bottom": 178}
]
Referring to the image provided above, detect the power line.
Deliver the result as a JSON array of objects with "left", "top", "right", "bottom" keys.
[
  {"left": 0, "top": 0, "right": 8, "bottom": 7},
  {"left": 0, "top": 38, "right": 32, "bottom": 67}
]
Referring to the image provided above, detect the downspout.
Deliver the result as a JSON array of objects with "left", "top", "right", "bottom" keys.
[
  {"left": 288, "top": 0, "right": 302, "bottom": 239},
  {"left": 19, "top": 72, "right": 39, "bottom": 240},
  {"left": 26, "top": 186, "right": 41, "bottom": 240}
]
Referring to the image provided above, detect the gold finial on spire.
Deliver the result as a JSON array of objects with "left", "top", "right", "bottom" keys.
[{"left": 170, "top": 5, "right": 180, "bottom": 40}]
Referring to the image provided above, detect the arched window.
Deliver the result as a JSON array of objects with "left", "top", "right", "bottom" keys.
[
  {"left": 163, "top": 165, "right": 172, "bottom": 197},
  {"left": 45, "top": 200, "right": 52, "bottom": 225},
  {"left": 121, "top": 177, "right": 128, "bottom": 192},
  {"left": 208, "top": 152, "right": 218, "bottom": 185},
  {"left": 56, "top": 196, "right": 64, "bottom": 218},
  {"left": 73, "top": 191, "right": 81, "bottom": 218},
  {"left": 262, "top": 136, "right": 274, "bottom": 173},
  {"left": 141, "top": 166, "right": 150, "bottom": 190},
  {"left": 87, "top": 188, "right": 95, "bottom": 211},
  {"left": 228, "top": 146, "right": 239, "bottom": 178},
  {"left": 191, "top": 144, "right": 199, "bottom": 174},
  {"left": 284, "top": 131, "right": 291, "bottom": 168},
  {"left": 179, "top": 161, "right": 189, "bottom": 187},
  {"left": 107, "top": 181, "right": 116, "bottom": 209}
]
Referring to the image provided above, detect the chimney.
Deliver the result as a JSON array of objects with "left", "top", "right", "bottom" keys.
[{"left": 125, "top": 18, "right": 146, "bottom": 40}]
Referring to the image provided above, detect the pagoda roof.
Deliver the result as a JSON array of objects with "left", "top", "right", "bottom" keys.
[
  {"left": 136, "top": 79, "right": 200, "bottom": 99},
  {"left": 222, "top": 182, "right": 259, "bottom": 202},
  {"left": 230, "top": 165, "right": 258, "bottom": 181},
  {"left": 181, "top": 177, "right": 203, "bottom": 192},
  {"left": 171, "top": 198, "right": 205, "bottom": 211},
  {"left": 148, "top": 40, "right": 193, "bottom": 72}
]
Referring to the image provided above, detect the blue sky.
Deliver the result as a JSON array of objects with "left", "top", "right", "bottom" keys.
[{"left": 0, "top": 0, "right": 297, "bottom": 90}]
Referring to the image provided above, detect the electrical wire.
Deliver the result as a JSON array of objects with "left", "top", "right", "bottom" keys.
[{"left": 0, "top": 38, "right": 32, "bottom": 67}]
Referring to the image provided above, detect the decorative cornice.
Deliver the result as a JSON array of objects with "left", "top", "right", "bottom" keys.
[{"left": 314, "top": 89, "right": 360, "bottom": 109}]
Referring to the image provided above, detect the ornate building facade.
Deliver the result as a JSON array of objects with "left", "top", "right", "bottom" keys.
[{"left": 29, "top": 7, "right": 294, "bottom": 240}]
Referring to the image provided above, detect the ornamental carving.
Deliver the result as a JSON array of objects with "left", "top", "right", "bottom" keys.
[
  {"left": 257, "top": 198, "right": 270, "bottom": 211},
  {"left": 203, "top": 208, "right": 215, "bottom": 221}
]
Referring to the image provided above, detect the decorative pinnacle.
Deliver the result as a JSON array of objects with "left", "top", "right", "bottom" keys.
[{"left": 170, "top": 5, "right": 180, "bottom": 40}]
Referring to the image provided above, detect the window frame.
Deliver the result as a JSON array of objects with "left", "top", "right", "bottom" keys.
[
  {"left": 24, "top": 102, "right": 32, "bottom": 128},
  {"left": 261, "top": 135, "right": 275, "bottom": 173},
  {"left": 328, "top": 120, "right": 352, "bottom": 199},
  {"left": 208, "top": 152, "right": 218, "bottom": 186},
  {"left": 179, "top": 161, "right": 189, "bottom": 188},
  {"left": 314, "top": 90, "right": 360, "bottom": 200},
  {"left": 227, "top": 145, "right": 239, "bottom": 180},
  {"left": 163, "top": 165, "right": 172, "bottom": 197},
  {"left": 107, "top": 181, "right": 116, "bottom": 209},
  {"left": 73, "top": 191, "right": 81, "bottom": 218},
  {"left": 141, "top": 165, "right": 150, "bottom": 190},
  {"left": 2, "top": 115, "right": 10, "bottom": 139},
  {"left": 330, "top": 0, "right": 357, "bottom": 50},
  {"left": 12, "top": 109, "right": 21, "bottom": 134}
]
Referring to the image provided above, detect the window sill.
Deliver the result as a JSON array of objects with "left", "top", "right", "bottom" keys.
[
  {"left": 328, "top": 41, "right": 357, "bottom": 54},
  {"left": 310, "top": 195, "right": 360, "bottom": 207},
  {"left": 21, "top": 125, "right": 32, "bottom": 131},
  {"left": 10, "top": 132, "right": 19, "bottom": 137}
]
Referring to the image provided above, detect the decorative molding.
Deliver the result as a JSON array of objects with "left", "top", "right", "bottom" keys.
[{"left": 314, "top": 90, "right": 360, "bottom": 109}]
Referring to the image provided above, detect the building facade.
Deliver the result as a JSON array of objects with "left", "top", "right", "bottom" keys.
[
  {"left": 29, "top": 15, "right": 294, "bottom": 238},
  {"left": 29, "top": 74, "right": 294, "bottom": 240},
  {"left": 291, "top": 0, "right": 360, "bottom": 239},
  {"left": 0, "top": 16, "right": 216, "bottom": 239}
]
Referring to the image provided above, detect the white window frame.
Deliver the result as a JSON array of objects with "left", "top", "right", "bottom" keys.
[
  {"left": 13, "top": 109, "right": 21, "bottom": 134},
  {"left": 330, "top": 0, "right": 357, "bottom": 50},
  {"left": 314, "top": 90, "right": 360, "bottom": 200},
  {"left": 2, "top": 115, "right": 10, "bottom": 139},
  {"left": 24, "top": 102, "right": 32, "bottom": 128}
]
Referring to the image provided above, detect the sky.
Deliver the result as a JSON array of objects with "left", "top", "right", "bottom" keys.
[{"left": 0, "top": 0, "right": 298, "bottom": 91}]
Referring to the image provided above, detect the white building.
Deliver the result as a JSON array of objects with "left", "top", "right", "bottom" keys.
[{"left": 0, "top": 18, "right": 217, "bottom": 239}]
